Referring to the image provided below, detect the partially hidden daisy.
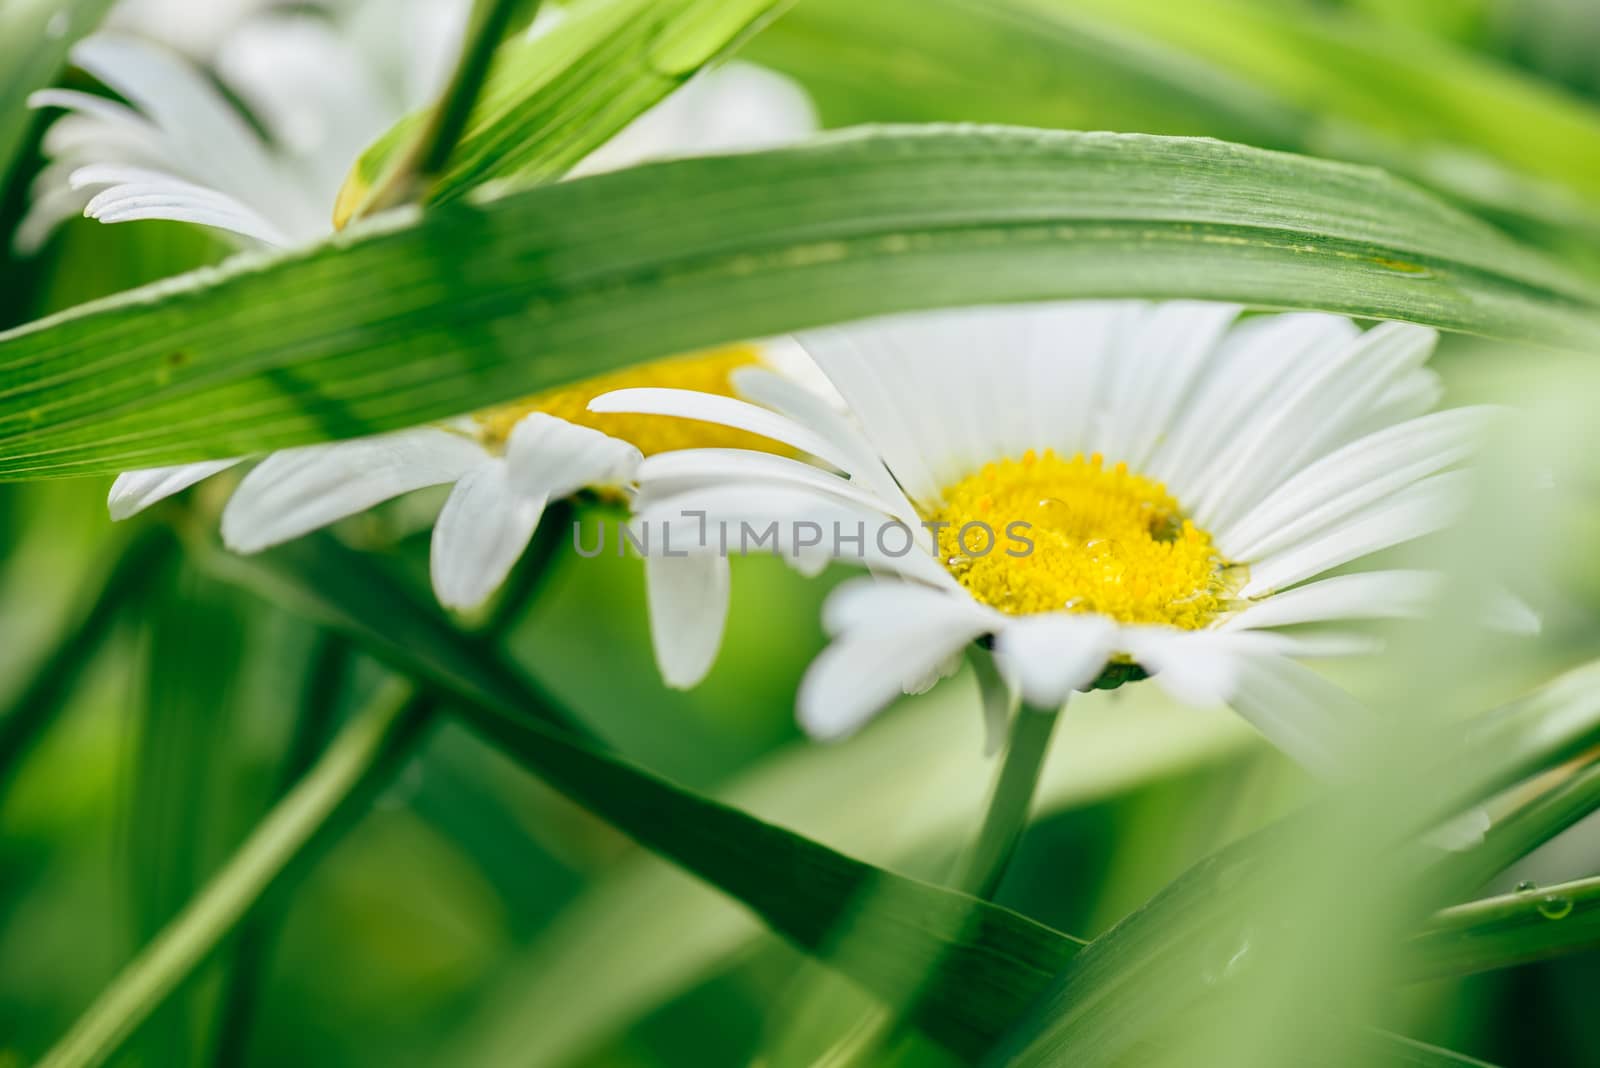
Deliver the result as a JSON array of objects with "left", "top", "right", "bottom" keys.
[
  {"left": 22, "top": 0, "right": 823, "bottom": 611},
  {"left": 592, "top": 302, "right": 1534, "bottom": 770}
]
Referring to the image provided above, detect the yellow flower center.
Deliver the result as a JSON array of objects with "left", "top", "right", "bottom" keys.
[
  {"left": 474, "top": 345, "right": 786, "bottom": 456},
  {"left": 930, "top": 450, "right": 1235, "bottom": 628}
]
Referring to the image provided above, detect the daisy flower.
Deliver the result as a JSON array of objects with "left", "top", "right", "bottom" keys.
[
  {"left": 21, "top": 0, "right": 823, "bottom": 611},
  {"left": 593, "top": 302, "right": 1531, "bottom": 770}
]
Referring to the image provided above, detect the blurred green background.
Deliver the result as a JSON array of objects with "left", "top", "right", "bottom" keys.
[{"left": 6, "top": 1, "right": 1600, "bottom": 1065}]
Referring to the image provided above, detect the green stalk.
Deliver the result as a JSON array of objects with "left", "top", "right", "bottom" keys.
[
  {"left": 37, "top": 683, "right": 431, "bottom": 1068},
  {"left": 951, "top": 698, "right": 1064, "bottom": 900},
  {"left": 821, "top": 677, "right": 1061, "bottom": 1068}
]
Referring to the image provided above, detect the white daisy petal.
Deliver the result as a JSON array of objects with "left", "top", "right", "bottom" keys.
[
  {"left": 76, "top": 167, "right": 291, "bottom": 245},
  {"left": 222, "top": 428, "right": 486, "bottom": 553},
  {"left": 1224, "top": 654, "right": 1372, "bottom": 777},
  {"left": 1241, "top": 470, "right": 1471, "bottom": 597},
  {"left": 636, "top": 484, "right": 955, "bottom": 589},
  {"left": 730, "top": 366, "right": 914, "bottom": 517},
  {"left": 992, "top": 613, "right": 1119, "bottom": 709},
  {"left": 1222, "top": 571, "right": 1443, "bottom": 631},
  {"left": 798, "top": 307, "right": 1001, "bottom": 504},
  {"left": 820, "top": 576, "right": 995, "bottom": 637},
  {"left": 1225, "top": 570, "right": 1541, "bottom": 636},
  {"left": 636, "top": 449, "right": 888, "bottom": 518},
  {"left": 108, "top": 458, "right": 243, "bottom": 520},
  {"left": 431, "top": 460, "right": 547, "bottom": 612},
  {"left": 589, "top": 388, "right": 865, "bottom": 479},
  {"left": 754, "top": 336, "right": 846, "bottom": 409},
  {"left": 505, "top": 413, "right": 641, "bottom": 501},
  {"left": 646, "top": 551, "right": 732, "bottom": 689},
  {"left": 799, "top": 580, "right": 992, "bottom": 739},
  {"left": 1149, "top": 312, "right": 1358, "bottom": 496},
  {"left": 70, "top": 35, "right": 288, "bottom": 217},
  {"left": 1217, "top": 407, "right": 1496, "bottom": 562},
  {"left": 1021, "top": 302, "right": 1141, "bottom": 460},
  {"left": 1097, "top": 301, "right": 1240, "bottom": 469},
  {"left": 1191, "top": 322, "right": 1439, "bottom": 530},
  {"left": 1127, "top": 631, "right": 1370, "bottom": 776},
  {"left": 1359, "top": 369, "right": 1444, "bottom": 437}
]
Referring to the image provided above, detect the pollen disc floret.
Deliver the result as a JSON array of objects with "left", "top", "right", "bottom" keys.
[{"left": 931, "top": 449, "right": 1231, "bottom": 627}]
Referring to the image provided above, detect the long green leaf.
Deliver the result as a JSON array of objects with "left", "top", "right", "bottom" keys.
[
  {"left": 334, "top": 0, "right": 793, "bottom": 221},
  {"left": 0, "top": 0, "right": 116, "bottom": 192},
  {"left": 3, "top": 127, "right": 1597, "bottom": 480}
]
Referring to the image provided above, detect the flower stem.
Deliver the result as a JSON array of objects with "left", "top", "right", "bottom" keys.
[
  {"left": 820, "top": 689, "right": 1063, "bottom": 1068},
  {"left": 36, "top": 682, "right": 431, "bottom": 1068},
  {"left": 950, "top": 697, "right": 1063, "bottom": 900}
]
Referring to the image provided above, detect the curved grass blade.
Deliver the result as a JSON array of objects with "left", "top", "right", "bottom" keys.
[
  {"left": 334, "top": 0, "right": 795, "bottom": 222},
  {"left": 3, "top": 127, "right": 1598, "bottom": 481}
]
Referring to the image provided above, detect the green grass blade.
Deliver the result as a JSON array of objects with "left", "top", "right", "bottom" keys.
[
  {"left": 334, "top": 0, "right": 793, "bottom": 221},
  {"left": 2, "top": 127, "right": 1597, "bottom": 480}
]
